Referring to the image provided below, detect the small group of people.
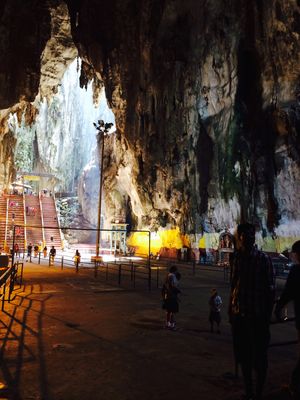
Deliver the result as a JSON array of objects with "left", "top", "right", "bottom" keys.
[
  {"left": 162, "top": 265, "right": 223, "bottom": 334},
  {"left": 25, "top": 206, "right": 36, "bottom": 216},
  {"left": 26, "top": 243, "right": 54, "bottom": 260},
  {"left": 25, "top": 244, "right": 80, "bottom": 267},
  {"left": 161, "top": 223, "right": 300, "bottom": 400},
  {"left": 40, "top": 189, "right": 52, "bottom": 197}
]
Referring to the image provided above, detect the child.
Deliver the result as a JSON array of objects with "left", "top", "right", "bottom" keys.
[{"left": 209, "top": 288, "right": 222, "bottom": 333}]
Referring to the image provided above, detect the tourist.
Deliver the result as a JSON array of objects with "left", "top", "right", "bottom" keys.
[
  {"left": 209, "top": 288, "right": 222, "bottom": 333},
  {"left": 73, "top": 249, "right": 81, "bottom": 265},
  {"left": 14, "top": 243, "right": 19, "bottom": 257},
  {"left": 34, "top": 244, "right": 39, "bottom": 257},
  {"left": 43, "top": 246, "right": 48, "bottom": 258},
  {"left": 275, "top": 240, "right": 300, "bottom": 398},
  {"left": 27, "top": 243, "right": 33, "bottom": 259},
  {"left": 49, "top": 245, "right": 56, "bottom": 265},
  {"left": 228, "top": 223, "right": 275, "bottom": 400},
  {"left": 162, "top": 265, "right": 181, "bottom": 330}
]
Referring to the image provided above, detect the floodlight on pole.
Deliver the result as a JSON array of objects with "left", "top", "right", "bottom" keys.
[{"left": 94, "top": 120, "right": 114, "bottom": 257}]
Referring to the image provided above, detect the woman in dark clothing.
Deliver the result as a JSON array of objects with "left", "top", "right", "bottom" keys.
[
  {"left": 162, "top": 266, "right": 181, "bottom": 330},
  {"left": 275, "top": 240, "right": 300, "bottom": 399}
]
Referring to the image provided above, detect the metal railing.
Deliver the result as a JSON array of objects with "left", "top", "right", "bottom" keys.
[{"left": 0, "top": 261, "right": 24, "bottom": 311}]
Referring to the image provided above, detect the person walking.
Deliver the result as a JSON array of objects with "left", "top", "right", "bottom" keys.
[
  {"left": 27, "top": 243, "right": 33, "bottom": 259},
  {"left": 43, "top": 246, "right": 48, "bottom": 258},
  {"left": 209, "top": 288, "right": 222, "bottom": 333},
  {"left": 162, "top": 265, "right": 181, "bottom": 330},
  {"left": 14, "top": 243, "right": 19, "bottom": 257},
  {"left": 49, "top": 245, "right": 56, "bottom": 259},
  {"left": 275, "top": 240, "right": 300, "bottom": 399},
  {"left": 228, "top": 223, "right": 275, "bottom": 400},
  {"left": 34, "top": 244, "right": 39, "bottom": 258},
  {"left": 73, "top": 249, "right": 81, "bottom": 265},
  {"left": 49, "top": 246, "right": 56, "bottom": 265}
]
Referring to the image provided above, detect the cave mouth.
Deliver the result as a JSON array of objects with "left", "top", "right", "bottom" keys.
[{"left": 9, "top": 57, "right": 116, "bottom": 236}]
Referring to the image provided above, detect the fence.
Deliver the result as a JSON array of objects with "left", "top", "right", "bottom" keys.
[
  {"left": 0, "top": 261, "right": 24, "bottom": 311},
  {"left": 20, "top": 251, "right": 232, "bottom": 291}
]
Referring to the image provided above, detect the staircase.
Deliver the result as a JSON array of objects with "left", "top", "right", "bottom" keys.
[
  {"left": 25, "top": 194, "right": 43, "bottom": 247},
  {"left": 41, "top": 196, "right": 62, "bottom": 248},
  {"left": 6, "top": 195, "right": 25, "bottom": 252},
  {"left": 0, "top": 196, "right": 8, "bottom": 249}
]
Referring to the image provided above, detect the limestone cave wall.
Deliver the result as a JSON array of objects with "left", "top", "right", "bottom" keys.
[
  {"left": 0, "top": 0, "right": 299, "bottom": 244},
  {"left": 66, "top": 0, "right": 300, "bottom": 240}
]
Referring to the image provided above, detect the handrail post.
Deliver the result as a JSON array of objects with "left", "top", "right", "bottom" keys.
[
  {"left": 23, "top": 191, "right": 27, "bottom": 252},
  {"left": 118, "top": 264, "right": 121, "bottom": 285},
  {"left": 38, "top": 252, "right": 41, "bottom": 264},
  {"left": 4, "top": 197, "right": 9, "bottom": 249},
  {"left": 76, "top": 258, "right": 79, "bottom": 273},
  {"left": 148, "top": 265, "right": 152, "bottom": 291},
  {"left": 8, "top": 264, "right": 15, "bottom": 302},
  {"left": 12, "top": 226, "right": 15, "bottom": 267},
  {"left": 61, "top": 256, "right": 64, "bottom": 270},
  {"left": 133, "top": 264, "right": 136, "bottom": 288},
  {"left": 2, "top": 283, "right": 6, "bottom": 311},
  {"left": 20, "top": 262, "right": 24, "bottom": 286},
  {"left": 38, "top": 192, "right": 46, "bottom": 249}
]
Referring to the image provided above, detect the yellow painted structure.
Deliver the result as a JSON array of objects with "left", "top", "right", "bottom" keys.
[
  {"left": 127, "top": 226, "right": 300, "bottom": 256},
  {"left": 127, "top": 227, "right": 190, "bottom": 256}
]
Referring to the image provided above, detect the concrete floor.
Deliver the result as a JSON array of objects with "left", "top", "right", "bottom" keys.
[{"left": 0, "top": 263, "right": 298, "bottom": 400}]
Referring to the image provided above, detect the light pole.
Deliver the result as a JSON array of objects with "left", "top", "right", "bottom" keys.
[{"left": 93, "top": 120, "right": 113, "bottom": 257}]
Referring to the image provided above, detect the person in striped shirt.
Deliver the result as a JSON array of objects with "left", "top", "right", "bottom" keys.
[{"left": 229, "top": 223, "right": 275, "bottom": 400}]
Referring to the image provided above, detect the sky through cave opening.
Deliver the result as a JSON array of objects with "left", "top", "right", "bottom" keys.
[{"left": 9, "top": 57, "right": 116, "bottom": 233}]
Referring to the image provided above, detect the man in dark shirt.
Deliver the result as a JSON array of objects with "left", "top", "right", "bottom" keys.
[
  {"left": 50, "top": 246, "right": 56, "bottom": 257},
  {"left": 229, "top": 223, "right": 275, "bottom": 400},
  {"left": 275, "top": 240, "right": 300, "bottom": 398},
  {"left": 27, "top": 243, "right": 33, "bottom": 258}
]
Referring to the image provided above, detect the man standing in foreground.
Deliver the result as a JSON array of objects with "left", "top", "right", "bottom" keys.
[
  {"left": 229, "top": 223, "right": 275, "bottom": 400},
  {"left": 275, "top": 240, "right": 300, "bottom": 399}
]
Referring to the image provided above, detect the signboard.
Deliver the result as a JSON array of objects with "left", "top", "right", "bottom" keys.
[{"left": 23, "top": 175, "right": 40, "bottom": 181}]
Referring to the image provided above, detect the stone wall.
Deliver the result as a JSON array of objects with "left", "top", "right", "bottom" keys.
[{"left": 0, "top": 0, "right": 299, "bottom": 245}]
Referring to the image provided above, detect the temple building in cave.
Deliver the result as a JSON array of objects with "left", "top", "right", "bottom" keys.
[{"left": 0, "top": 1, "right": 299, "bottom": 257}]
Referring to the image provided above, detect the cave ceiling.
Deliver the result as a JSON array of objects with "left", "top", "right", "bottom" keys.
[{"left": 0, "top": 0, "right": 300, "bottom": 242}]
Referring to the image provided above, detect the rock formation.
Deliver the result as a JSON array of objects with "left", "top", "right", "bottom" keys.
[{"left": 0, "top": 0, "right": 299, "bottom": 250}]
